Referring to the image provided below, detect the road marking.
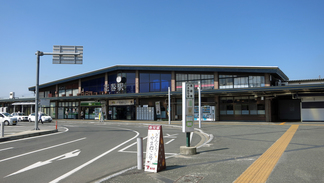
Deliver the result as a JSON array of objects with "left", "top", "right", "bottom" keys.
[
  {"left": 49, "top": 128, "right": 140, "bottom": 183},
  {"left": 5, "top": 149, "right": 81, "bottom": 177},
  {"left": 234, "top": 125, "right": 299, "bottom": 183},
  {"left": 118, "top": 133, "right": 178, "bottom": 153},
  {"left": 0, "top": 137, "right": 86, "bottom": 163},
  {"left": 165, "top": 139, "right": 175, "bottom": 144},
  {"left": 0, "top": 147, "right": 13, "bottom": 152},
  {"left": 279, "top": 122, "right": 286, "bottom": 125},
  {"left": 118, "top": 136, "right": 148, "bottom": 152},
  {"left": 164, "top": 133, "right": 178, "bottom": 138}
]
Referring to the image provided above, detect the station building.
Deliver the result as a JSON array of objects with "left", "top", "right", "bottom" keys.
[{"left": 1, "top": 65, "right": 324, "bottom": 122}]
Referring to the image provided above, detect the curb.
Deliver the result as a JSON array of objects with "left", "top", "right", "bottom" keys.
[{"left": 0, "top": 129, "right": 58, "bottom": 142}]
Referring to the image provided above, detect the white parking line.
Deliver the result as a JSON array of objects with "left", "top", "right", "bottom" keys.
[
  {"left": 0, "top": 147, "right": 13, "bottom": 152},
  {"left": 49, "top": 128, "right": 140, "bottom": 183},
  {"left": 0, "top": 137, "right": 86, "bottom": 163},
  {"left": 118, "top": 136, "right": 148, "bottom": 152}
]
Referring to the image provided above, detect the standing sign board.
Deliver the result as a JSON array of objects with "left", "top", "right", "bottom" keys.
[
  {"left": 155, "top": 101, "right": 161, "bottom": 115},
  {"left": 182, "top": 82, "right": 195, "bottom": 132},
  {"left": 145, "top": 125, "right": 166, "bottom": 172}
]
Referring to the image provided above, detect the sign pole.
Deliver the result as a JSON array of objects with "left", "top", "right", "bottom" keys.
[
  {"left": 198, "top": 81, "right": 201, "bottom": 128},
  {"left": 34, "top": 51, "right": 42, "bottom": 130},
  {"left": 168, "top": 87, "right": 171, "bottom": 125},
  {"left": 33, "top": 46, "right": 83, "bottom": 131}
]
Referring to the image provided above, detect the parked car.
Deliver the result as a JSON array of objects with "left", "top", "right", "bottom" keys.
[
  {"left": 11, "top": 112, "right": 28, "bottom": 121},
  {"left": 0, "top": 112, "right": 18, "bottom": 125},
  {"left": 28, "top": 113, "right": 52, "bottom": 123}
]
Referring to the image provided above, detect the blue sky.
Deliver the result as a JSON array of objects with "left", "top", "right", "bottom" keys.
[{"left": 1, "top": 0, "right": 323, "bottom": 99}]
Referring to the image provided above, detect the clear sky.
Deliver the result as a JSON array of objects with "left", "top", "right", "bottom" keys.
[{"left": 1, "top": 0, "right": 323, "bottom": 99}]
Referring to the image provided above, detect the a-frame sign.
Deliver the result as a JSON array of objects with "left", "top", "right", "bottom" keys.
[{"left": 145, "top": 125, "right": 166, "bottom": 172}]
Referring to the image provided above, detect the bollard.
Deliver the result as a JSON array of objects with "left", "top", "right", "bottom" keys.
[
  {"left": 55, "top": 121, "right": 58, "bottom": 130},
  {"left": 137, "top": 137, "right": 143, "bottom": 170},
  {"left": 0, "top": 121, "right": 4, "bottom": 138}
]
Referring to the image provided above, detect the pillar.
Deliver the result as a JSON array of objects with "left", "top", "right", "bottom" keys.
[{"left": 135, "top": 70, "right": 139, "bottom": 93}]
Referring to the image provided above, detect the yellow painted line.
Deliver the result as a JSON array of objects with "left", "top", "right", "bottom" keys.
[
  {"left": 234, "top": 125, "right": 299, "bottom": 183},
  {"left": 279, "top": 122, "right": 286, "bottom": 125}
]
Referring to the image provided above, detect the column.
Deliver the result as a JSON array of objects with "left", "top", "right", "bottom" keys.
[
  {"left": 214, "top": 72, "right": 219, "bottom": 89},
  {"left": 265, "top": 73, "right": 271, "bottom": 87},
  {"left": 265, "top": 97, "right": 272, "bottom": 122},
  {"left": 135, "top": 70, "right": 139, "bottom": 93},
  {"left": 171, "top": 71, "right": 175, "bottom": 91}
]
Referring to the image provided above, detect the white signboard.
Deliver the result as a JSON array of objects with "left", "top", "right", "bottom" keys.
[
  {"left": 145, "top": 125, "right": 166, "bottom": 173},
  {"left": 182, "top": 82, "right": 195, "bottom": 132}
]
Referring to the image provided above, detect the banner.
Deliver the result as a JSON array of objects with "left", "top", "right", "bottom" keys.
[{"left": 145, "top": 125, "right": 166, "bottom": 172}]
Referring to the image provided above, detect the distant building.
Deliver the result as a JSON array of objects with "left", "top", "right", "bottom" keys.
[{"left": 1, "top": 65, "right": 323, "bottom": 122}]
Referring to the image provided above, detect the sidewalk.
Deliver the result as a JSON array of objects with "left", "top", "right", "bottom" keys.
[{"left": 0, "top": 122, "right": 58, "bottom": 142}]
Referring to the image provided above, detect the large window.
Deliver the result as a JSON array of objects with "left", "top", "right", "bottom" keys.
[
  {"left": 58, "top": 83, "right": 78, "bottom": 97},
  {"left": 176, "top": 73, "right": 214, "bottom": 91},
  {"left": 82, "top": 77, "right": 104, "bottom": 93},
  {"left": 219, "top": 75, "right": 265, "bottom": 89},
  {"left": 220, "top": 96, "right": 265, "bottom": 115},
  {"left": 140, "top": 73, "right": 171, "bottom": 93}
]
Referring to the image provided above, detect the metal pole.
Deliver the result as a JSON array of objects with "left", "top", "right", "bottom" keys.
[
  {"left": 168, "top": 87, "right": 171, "bottom": 125},
  {"left": 0, "top": 122, "right": 4, "bottom": 138},
  {"left": 34, "top": 51, "right": 41, "bottom": 130},
  {"left": 198, "top": 81, "right": 201, "bottom": 128},
  {"left": 137, "top": 137, "right": 143, "bottom": 169}
]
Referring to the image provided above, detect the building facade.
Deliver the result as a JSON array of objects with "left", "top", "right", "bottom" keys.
[{"left": 1, "top": 65, "right": 324, "bottom": 122}]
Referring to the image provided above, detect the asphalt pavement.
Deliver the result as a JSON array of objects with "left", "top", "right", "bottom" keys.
[{"left": 1, "top": 120, "right": 324, "bottom": 183}]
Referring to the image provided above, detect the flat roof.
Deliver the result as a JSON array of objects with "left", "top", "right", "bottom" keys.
[{"left": 28, "top": 64, "right": 289, "bottom": 91}]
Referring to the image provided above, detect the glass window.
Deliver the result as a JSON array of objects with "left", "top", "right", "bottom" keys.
[
  {"left": 226, "top": 104, "right": 234, "bottom": 115},
  {"left": 82, "top": 77, "right": 104, "bottom": 93},
  {"left": 220, "top": 96, "right": 265, "bottom": 116},
  {"left": 249, "top": 104, "right": 257, "bottom": 115},
  {"left": 234, "top": 77, "right": 249, "bottom": 88},
  {"left": 242, "top": 104, "right": 249, "bottom": 115},
  {"left": 140, "top": 73, "right": 171, "bottom": 93},
  {"left": 219, "top": 75, "right": 265, "bottom": 89},
  {"left": 235, "top": 104, "right": 242, "bottom": 115},
  {"left": 257, "top": 104, "right": 265, "bottom": 115},
  {"left": 59, "top": 89, "right": 65, "bottom": 97},
  {"left": 73, "top": 89, "right": 79, "bottom": 96},
  {"left": 176, "top": 73, "right": 213, "bottom": 91}
]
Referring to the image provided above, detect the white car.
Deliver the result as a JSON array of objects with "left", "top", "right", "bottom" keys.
[
  {"left": 28, "top": 113, "right": 53, "bottom": 123},
  {"left": 11, "top": 112, "right": 28, "bottom": 121},
  {"left": 0, "top": 112, "right": 18, "bottom": 125}
]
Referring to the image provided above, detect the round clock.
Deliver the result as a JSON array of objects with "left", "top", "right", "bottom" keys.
[{"left": 116, "top": 76, "right": 122, "bottom": 83}]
